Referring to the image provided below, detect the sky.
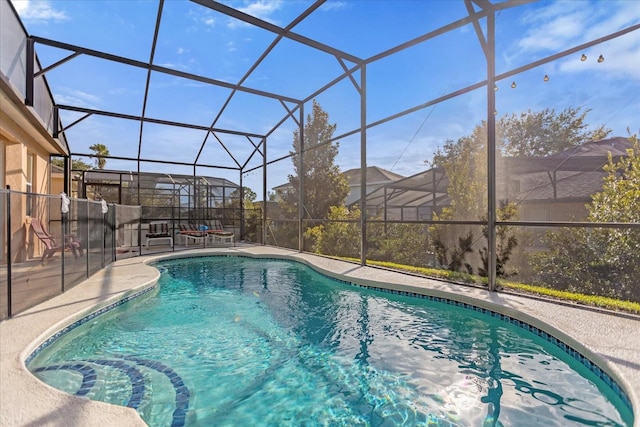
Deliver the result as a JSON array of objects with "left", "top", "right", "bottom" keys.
[{"left": 9, "top": 0, "right": 640, "bottom": 199}]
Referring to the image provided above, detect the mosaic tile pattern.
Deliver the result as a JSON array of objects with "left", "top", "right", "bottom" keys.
[
  {"left": 85, "top": 359, "right": 146, "bottom": 408},
  {"left": 32, "top": 356, "right": 190, "bottom": 427},
  {"left": 32, "top": 364, "right": 97, "bottom": 397},
  {"left": 124, "top": 356, "right": 191, "bottom": 427}
]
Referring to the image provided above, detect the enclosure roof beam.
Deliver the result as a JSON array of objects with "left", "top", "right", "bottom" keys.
[
  {"left": 57, "top": 105, "right": 266, "bottom": 138},
  {"left": 470, "top": 0, "right": 492, "bottom": 10},
  {"left": 241, "top": 137, "right": 264, "bottom": 170},
  {"left": 211, "top": 132, "right": 242, "bottom": 169},
  {"left": 464, "top": 0, "right": 489, "bottom": 58},
  {"left": 137, "top": 0, "right": 164, "bottom": 160},
  {"left": 365, "top": 0, "right": 532, "bottom": 64},
  {"left": 191, "top": 0, "right": 362, "bottom": 64},
  {"left": 31, "top": 35, "right": 302, "bottom": 104},
  {"left": 34, "top": 52, "right": 80, "bottom": 78},
  {"left": 338, "top": 20, "right": 640, "bottom": 144},
  {"left": 70, "top": 152, "right": 240, "bottom": 170},
  {"left": 194, "top": 1, "right": 325, "bottom": 164}
]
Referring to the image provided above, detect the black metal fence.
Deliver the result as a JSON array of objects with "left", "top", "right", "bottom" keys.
[
  {"left": 0, "top": 189, "right": 266, "bottom": 320},
  {"left": 0, "top": 189, "right": 141, "bottom": 320}
]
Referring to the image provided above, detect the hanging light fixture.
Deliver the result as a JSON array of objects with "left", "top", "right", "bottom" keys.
[
  {"left": 580, "top": 54, "right": 587, "bottom": 61},
  {"left": 494, "top": 84, "right": 498, "bottom": 91},
  {"left": 543, "top": 75, "right": 549, "bottom": 82},
  {"left": 598, "top": 54, "right": 605, "bottom": 63},
  {"left": 511, "top": 81, "right": 516, "bottom": 88}
]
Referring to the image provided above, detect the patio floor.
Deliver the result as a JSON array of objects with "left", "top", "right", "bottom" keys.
[{"left": 1, "top": 245, "right": 638, "bottom": 427}]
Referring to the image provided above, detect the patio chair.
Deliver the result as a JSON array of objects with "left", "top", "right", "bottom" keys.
[
  {"left": 206, "top": 219, "right": 235, "bottom": 246},
  {"left": 177, "top": 224, "right": 205, "bottom": 246},
  {"left": 30, "top": 218, "right": 84, "bottom": 263},
  {"left": 146, "top": 221, "right": 173, "bottom": 248}
]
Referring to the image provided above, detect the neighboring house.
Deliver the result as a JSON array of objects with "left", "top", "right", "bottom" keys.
[
  {"left": 363, "top": 137, "right": 633, "bottom": 223},
  {"left": 1, "top": 0, "right": 69, "bottom": 262},
  {"left": 363, "top": 166, "right": 449, "bottom": 220},
  {"left": 501, "top": 137, "right": 633, "bottom": 222},
  {"left": 361, "top": 137, "right": 633, "bottom": 274},
  {"left": 272, "top": 166, "right": 405, "bottom": 211},
  {"left": 343, "top": 166, "right": 405, "bottom": 207}
]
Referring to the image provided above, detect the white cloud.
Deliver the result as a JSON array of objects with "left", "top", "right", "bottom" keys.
[
  {"left": 559, "top": 30, "right": 640, "bottom": 81},
  {"left": 320, "top": 1, "right": 349, "bottom": 12},
  {"left": 581, "top": 1, "right": 640, "bottom": 41},
  {"left": 515, "top": 1, "right": 640, "bottom": 81},
  {"left": 518, "top": 5, "right": 591, "bottom": 52},
  {"left": 177, "top": 47, "right": 188, "bottom": 55},
  {"left": 55, "top": 88, "right": 101, "bottom": 108},
  {"left": 238, "top": 0, "right": 282, "bottom": 20},
  {"left": 517, "top": 1, "right": 640, "bottom": 53},
  {"left": 10, "top": 0, "right": 68, "bottom": 22},
  {"left": 227, "top": 0, "right": 283, "bottom": 29},
  {"left": 108, "top": 87, "right": 130, "bottom": 95},
  {"left": 188, "top": 7, "right": 216, "bottom": 28},
  {"left": 520, "top": 0, "right": 584, "bottom": 26},
  {"left": 156, "top": 62, "right": 191, "bottom": 72},
  {"left": 227, "top": 41, "right": 237, "bottom": 52}
]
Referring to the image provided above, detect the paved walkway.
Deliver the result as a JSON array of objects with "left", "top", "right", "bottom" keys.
[{"left": 1, "top": 246, "right": 638, "bottom": 426}]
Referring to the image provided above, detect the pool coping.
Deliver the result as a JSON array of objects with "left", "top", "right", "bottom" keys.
[{"left": 1, "top": 245, "right": 639, "bottom": 427}]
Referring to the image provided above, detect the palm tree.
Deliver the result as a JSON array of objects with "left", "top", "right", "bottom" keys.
[{"left": 89, "top": 143, "right": 110, "bottom": 169}]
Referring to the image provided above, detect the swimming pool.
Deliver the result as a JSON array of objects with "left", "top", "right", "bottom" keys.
[{"left": 27, "top": 255, "right": 633, "bottom": 426}]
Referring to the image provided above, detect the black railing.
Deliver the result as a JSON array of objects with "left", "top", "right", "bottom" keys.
[{"left": 0, "top": 189, "right": 133, "bottom": 320}]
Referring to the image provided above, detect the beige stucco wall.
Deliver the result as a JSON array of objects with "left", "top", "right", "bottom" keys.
[{"left": 1, "top": 81, "right": 67, "bottom": 262}]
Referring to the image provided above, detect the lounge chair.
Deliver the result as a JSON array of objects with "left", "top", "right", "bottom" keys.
[
  {"left": 206, "top": 220, "right": 235, "bottom": 246},
  {"left": 31, "top": 218, "right": 84, "bottom": 263},
  {"left": 177, "top": 224, "right": 205, "bottom": 246},
  {"left": 146, "top": 221, "right": 173, "bottom": 247}
]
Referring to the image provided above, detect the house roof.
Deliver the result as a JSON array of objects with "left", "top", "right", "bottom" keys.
[
  {"left": 509, "top": 137, "right": 633, "bottom": 202},
  {"left": 518, "top": 170, "right": 607, "bottom": 202},
  {"left": 362, "top": 166, "right": 450, "bottom": 208},
  {"left": 550, "top": 137, "right": 632, "bottom": 159},
  {"left": 342, "top": 166, "right": 405, "bottom": 186},
  {"left": 273, "top": 166, "right": 405, "bottom": 192},
  {"left": 362, "top": 137, "right": 634, "bottom": 209},
  {"left": 502, "top": 137, "right": 633, "bottom": 174}
]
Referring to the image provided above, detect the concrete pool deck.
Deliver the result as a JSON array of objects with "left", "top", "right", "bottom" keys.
[{"left": 1, "top": 245, "right": 639, "bottom": 427}]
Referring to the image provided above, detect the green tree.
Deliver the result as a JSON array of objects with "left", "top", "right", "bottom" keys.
[
  {"left": 429, "top": 108, "right": 610, "bottom": 276},
  {"left": 220, "top": 187, "right": 256, "bottom": 212},
  {"left": 530, "top": 135, "right": 640, "bottom": 301},
  {"left": 279, "top": 100, "right": 349, "bottom": 220},
  {"left": 51, "top": 157, "right": 91, "bottom": 171},
  {"left": 478, "top": 202, "right": 519, "bottom": 278},
  {"left": 499, "top": 107, "right": 611, "bottom": 156},
  {"left": 223, "top": 187, "right": 261, "bottom": 242},
  {"left": 305, "top": 205, "right": 361, "bottom": 257},
  {"left": 234, "top": 187, "right": 257, "bottom": 207},
  {"left": 368, "top": 222, "right": 434, "bottom": 268},
  {"left": 432, "top": 126, "right": 488, "bottom": 220},
  {"left": 89, "top": 143, "right": 110, "bottom": 169},
  {"left": 430, "top": 123, "right": 499, "bottom": 274}
]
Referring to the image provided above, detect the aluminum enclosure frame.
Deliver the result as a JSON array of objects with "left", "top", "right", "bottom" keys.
[{"left": 22, "top": 0, "right": 640, "bottom": 291}]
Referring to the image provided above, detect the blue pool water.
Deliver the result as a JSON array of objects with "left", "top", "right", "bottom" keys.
[{"left": 28, "top": 256, "right": 632, "bottom": 426}]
